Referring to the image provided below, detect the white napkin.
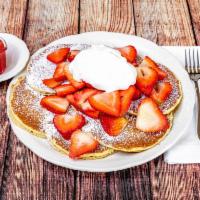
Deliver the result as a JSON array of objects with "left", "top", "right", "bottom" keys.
[{"left": 163, "top": 46, "right": 200, "bottom": 164}]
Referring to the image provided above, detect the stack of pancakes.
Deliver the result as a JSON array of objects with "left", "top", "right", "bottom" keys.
[{"left": 8, "top": 44, "right": 182, "bottom": 159}]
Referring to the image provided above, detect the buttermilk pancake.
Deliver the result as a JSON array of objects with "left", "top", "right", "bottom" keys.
[
  {"left": 8, "top": 75, "right": 47, "bottom": 138},
  {"left": 82, "top": 113, "right": 173, "bottom": 152},
  {"left": 43, "top": 106, "right": 114, "bottom": 159},
  {"left": 26, "top": 44, "right": 90, "bottom": 94},
  {"left": 9, "top": 76, "right": 114, "bottom": 159},
  {"left": 128, "top": 64, "right": 182, "bottom": 115}
]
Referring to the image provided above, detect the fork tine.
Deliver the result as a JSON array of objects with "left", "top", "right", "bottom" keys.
[
  {"left": 188, "top": 49, "right": 192, "bottom": 73},
  {"left": 193, "top": 48, "right": 196, "bottom": 73},
  {"left": 185, "top": 49, "right": 190, "bottom": 73},
  {"left": 197, "top": 49, "right": 200, "bottom": 73}
]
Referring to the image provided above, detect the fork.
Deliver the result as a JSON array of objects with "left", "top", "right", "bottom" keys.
[{"left": 185, "top": 48, "right": 200, "bottom": 138}]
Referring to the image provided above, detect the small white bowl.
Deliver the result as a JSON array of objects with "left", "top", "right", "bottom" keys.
[{"left": 0, "top": 33, "right": 30, "bottom": 82}]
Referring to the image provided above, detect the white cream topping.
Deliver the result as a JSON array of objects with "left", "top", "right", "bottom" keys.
[{"left": 69, "top": 45, "right": 137, "bottom": 92}]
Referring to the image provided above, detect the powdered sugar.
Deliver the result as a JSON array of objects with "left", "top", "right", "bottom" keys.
[
  {"left": 26, "top": 44, "right": 90, "bottom": 93},
  {"left": 82, "top": 113, "right": 172, "bottom": 150}
]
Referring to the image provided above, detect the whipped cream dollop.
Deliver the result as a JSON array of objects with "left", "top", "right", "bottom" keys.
[{"left": 69, "top": 45, "right": 137, "bottom": 92}]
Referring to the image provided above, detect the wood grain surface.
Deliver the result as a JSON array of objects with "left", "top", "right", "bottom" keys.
[
  {"left": 0, "top": 0, "right": 28, "bottom": 195},
  {"left": 0, "top": 0, "right": 200, "bottom": 199}
]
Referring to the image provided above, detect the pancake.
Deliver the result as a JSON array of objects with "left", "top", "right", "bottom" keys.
[
  {"left": 9, "top": 76, "right": 114, "bottom": 159},
  {"left": 49, "top": 135, "right": 114, "bottom": 160},
  {"left": 26, "top": 44, "right": 90, "bottom": 94},
  {"left": 82, "top": 113, "right": 173, "bottom": 152},
  {"left": 43, "top": 106, "right": 114, "bottom": 159},
  {"left": 128, "top": 65, "right": 182, "bottom": 115},
  {"left": 8, "top": 75, "right": 47, "bottom": 138}
]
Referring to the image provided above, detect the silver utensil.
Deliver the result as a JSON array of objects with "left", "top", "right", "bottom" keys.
[{"left": 185, "top": 48, "right": 200, "bottom": 138}]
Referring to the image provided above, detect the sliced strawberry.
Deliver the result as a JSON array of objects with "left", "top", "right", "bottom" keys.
[
  {"left": 136, "top": 98, "right": 169, "bottom": 132},
  {"left": 117, "top": 45, "right": 137, "bottom": 63},
  {"left": 74, "top": 88, "right": 100, "bottom": 118},
  {"left": 82, "top": 109, "right": 99, "bottom": 119},
  {"left": 133, "top": 87, "right": 142, "bottom": 100},
  {"left": 80, "top": 101, "right": 100, "bottom": 119},
  {"left": 120, "top": 85, "right": 136, "bottom": 116},
  {"left": 84, "top": 82, "right": 94, "bottom": 89},
  {"left": 53, "top": 114, "right": 85, "bottom": 140},
  {"left": 74, "top": 88, "right": 100, "bottom": 105},
  {"left": 55, "top": 84, "right": 78, "bottom": 97},
  {"left": 42, "top": 78, "right": 62, "bottom": 89},
  {"left": 142, "top": 56, "right": 167, "bottom": 80},
  {"left": 136, "top": 65, "right": 158, "bottom": 95},
  {"left": 69, "top": 130, "right": 99, "bottom": 158},
  {"left": 66, "top": 94, "right": 79, "bottom": 109},
  {"left": 99, "top": 114, "right": 128, "bottom": 136},
  {"left": 66, "top": 94, "right": 99, "bottom": 118},
  {"left": 150, "top": 82, "right": 172, "bottom": 104},
  {"left": 40, "top": 95, "right": 69, "bottom": 114},
  {"left": 68, "top": 50, "right": 80, "bottom": 62},
  {"left": 88, "top": 91, "right": 121, "bottom": 117},
  {"left": 53, "top": 62, "right": 66, "bottom": 81},
  {"left": 64, "top": 63, "right": 85, "bottom": 89},
  {"left": 47, "top": 48, "right": 70, "bottom": 64}
]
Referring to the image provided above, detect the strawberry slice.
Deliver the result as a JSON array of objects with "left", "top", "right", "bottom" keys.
[
  {"left": 40, "top": 95, "right": 69, "bottom": 114},
  {"left": 88, "top": 91, "right": 121, "bottom": 117},
  {"left": 64, "top": 63, "right": 85, "bottom": 89},
  {"left": 99, "top": 114, "right": 128, "bottom": 136},
  {"left": 53, "top": 62, "right": 67, "bottom": 81},
  {"left": 142, "top": 56, "right": 167, "bottom": 80},
  {"left": 68, "top": 50, "right": 80, "bottom": 62},
  {"left": 81, "top": 102, "right": 100, "bottom": 119},
  {"left": 120, "top": 86, "right": 136, "bottom": 116},
  {"left": 136, "top": 98, "right": 169, "bottom": 132},
  {"left": 74, "top": 88, "right": 100, "bottom": 104},
  {"left": 74, "top": 88, "right": 100, "bottom": 118},
  {"left": 117, "top": 45, "right": 137, "bottom": 63},
  {"left": 69, "top": 130, "right": 99, "bottom": 158},
  {"left": 47, "top": 48, "right": 70, "bottom": 64},
  {"left": 42, "top": 78, "right": 62, "bottom": 89},
  {"left": 84, "top": 82, "right": 94, "bottom": 89},
  {"left": 150, "top": 82, "right": 172, "bottom": 104},
  {"left": 55, "top": 84, "right": 78, "bottom": 97},
  {"left": 66, "top": 94, "right": 79, "bottom": 109},
  {"left": 133, "top": 87, "right": 142, "bottom": 100},
  {"left": 136, "top": 65, "right": 158, "bottom": 95},
  {"left": 66, "top": 93, "right": 99, "bottom": 118},
  {"left": 53, "top": 114, "right": 85, "bottom": 140}
]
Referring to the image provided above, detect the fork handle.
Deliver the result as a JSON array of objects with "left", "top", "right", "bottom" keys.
[{"left": 194, "top": 80, "right": 200, "bottom": 139}]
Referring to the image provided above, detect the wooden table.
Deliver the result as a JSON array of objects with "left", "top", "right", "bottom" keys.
[{"left": 0, "top": 0, "right": 200, "bottom": 199}]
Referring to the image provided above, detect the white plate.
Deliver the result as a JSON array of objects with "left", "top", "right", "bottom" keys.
[
  {"left": 7, "top": 32, "right": 195, "bottom": 172},
  {"left": 0, "top": 33, "right": 30, "bottom": 82}
]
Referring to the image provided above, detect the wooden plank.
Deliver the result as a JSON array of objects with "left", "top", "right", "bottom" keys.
[
  {"left": 149, "top": 157, "right": 200, "bottom": 199},
  {"left": 133, "top": 0, "right": 199, "bottom": 199},
  {"left": 0, "top": 0, "right": 79, "bottom": 199},
  {"left": 187, "top": 0, "right": 200, "bottom": 44},
  {"left": 80, "top": 0, "right": 135, "bottom": 34},
  {"left": 24, "top": 0, "right": 79, "bottom": 53},
  {"left": 0, "top": 0, "right": 27, "bottom": 192},
  {"left": 76, "top": 1, "right": 152, "bottom": 199},
  {"left": 133, "top": 0, "right": 195, "bottom": 45}
]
